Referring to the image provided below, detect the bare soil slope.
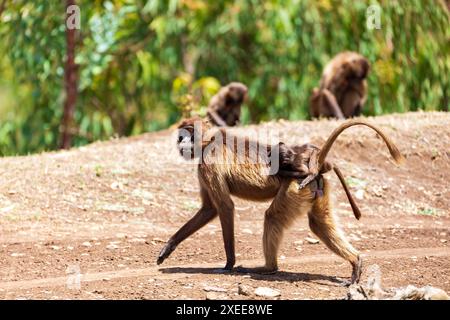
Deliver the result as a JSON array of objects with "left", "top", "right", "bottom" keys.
[{"left": 0, "top": 112, "right": 449, "bottom": 299}]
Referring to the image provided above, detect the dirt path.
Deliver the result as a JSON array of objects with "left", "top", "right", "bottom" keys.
[
  {"left": 2, "top": 247, "right": 449, "bottom": 291},
  {"left": 0, "top": 112, "right": 449, "bottom": 299}
]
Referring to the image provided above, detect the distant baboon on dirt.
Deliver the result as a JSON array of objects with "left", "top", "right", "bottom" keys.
[
  {"left": 310, "top": 52, "right": 370, "bottom": 119},
  {"left": 207, "top": 82, "right": 248, "bottom": 127}
]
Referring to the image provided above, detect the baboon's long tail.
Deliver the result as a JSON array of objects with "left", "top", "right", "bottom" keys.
[
  {"left": 333, "top": 166, "right": 362, "bottom": 220},
  {"left": 318, "top": 120, "right": 405, "bottom": 168}
]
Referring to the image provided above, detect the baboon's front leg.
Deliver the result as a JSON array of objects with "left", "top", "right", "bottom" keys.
[
  {"left": 322, "top": 89, "right": 345, "bottom": 119},
  {"left": 157, "top": 206, "right": 217, "bottom": 265},
  {"left": 157, "top": 189, "right": 217, "bottom": 265},
  {"left": 207, "top": 110, "right": 227, "bottom": 127}
]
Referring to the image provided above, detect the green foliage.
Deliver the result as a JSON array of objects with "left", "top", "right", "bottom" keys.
[
  {"left": 0, "top": 0, "right": 448, "bottom": 155},
  {"left": 172, "top": 73, "right": 221, "bottom": 117}
]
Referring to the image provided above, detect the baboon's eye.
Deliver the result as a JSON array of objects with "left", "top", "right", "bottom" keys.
[
  {"left": 190, "top": 135, "right": 195, "bottom": 142},
  {"left": 178, "top": 135, "right": 183, "bottom": 143}
]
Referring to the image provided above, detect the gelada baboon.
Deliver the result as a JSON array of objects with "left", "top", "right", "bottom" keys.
[
  {"left": 157, "top": 118, "right": 403, "bottom": 284},
  {"left": 207, "top": 82, "right": 248, "bottom": 127},
  {"left": 310, "top": 52, "right": 370, "bottom": 119}
]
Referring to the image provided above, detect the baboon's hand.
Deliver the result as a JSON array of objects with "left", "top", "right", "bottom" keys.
[{"left": 157, "top": 241, "right": 176, "bottom": 265}]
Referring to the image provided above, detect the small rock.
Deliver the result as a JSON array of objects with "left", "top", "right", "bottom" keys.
[
  {"left": 305, "top": 237, "right": 319, "bottom": 244},
  {"left": 130, "top": 238, "right": 146, "bottom": 243},
  {"left": 355, "top": 189, "right": 365, "bottom": 200},
  {"left": 50, "top": 246, "right": 61, "bottom": 251},
  {"left": 206, "top": 292, "right": 228, "bottom": 300},
  {"left": 390, "top": 285, "right": 450, "bottom": 300},
  {"left": 242, "top": 229, "right": 253, "bottom": 235},
  {"left": 254, "top": 287, "right": 281, "bottom": 298},
  {"left": 106, "top": 244, "right": 119, "bottom": 250},
  {"left": 372, "top": 188, "right": 383, "bottom": 198},
  {"left": 203, "top": 285, "right": 227, "bottom": 293},
  {"left": 422, "top": 287, "right": 450, "bottom": 300},
  {"left": 82, "top": 242, "right": 92, "bottom": 247},
  {"left": 110, "top": 182, "right": 124, "bottom": 190},
  {"left": 11, "top": 253, "right": 25, "bottom": 257},
  {"left": 440, "top": 239, "right": 447, "bottom": 243},
  {"left": 238, "top": 284, "right": 252, "bottom": 296}
]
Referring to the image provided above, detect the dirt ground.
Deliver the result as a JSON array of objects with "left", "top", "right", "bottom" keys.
[{"left": 0, "top": 111, "right": 449, "bottom": 300}]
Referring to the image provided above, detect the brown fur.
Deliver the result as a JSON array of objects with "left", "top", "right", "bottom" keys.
[
  {"left": 155, "top": 118, "right": 404, "bottom": 284},
  {"left": 310, "top": 52, "right": 370, "bottom": 119},
  {"left": 277, "top": 120, "right": 404, "bottom": 220},
  {"left": 206, "top": 82, "right": 248, "bottom": 127}
]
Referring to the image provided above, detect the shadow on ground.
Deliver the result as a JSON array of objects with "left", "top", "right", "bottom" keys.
[{"left": 159, "top": 266, "right": 345, "bottom": 286}]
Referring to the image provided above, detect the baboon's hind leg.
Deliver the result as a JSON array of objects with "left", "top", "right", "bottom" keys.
[{"left": 308, "top": 188, "right": 362, "bottom": 285}]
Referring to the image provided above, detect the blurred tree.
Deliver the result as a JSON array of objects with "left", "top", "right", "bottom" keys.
[{"left": 60, "top": 0, "right": 79, "bottom": 149}]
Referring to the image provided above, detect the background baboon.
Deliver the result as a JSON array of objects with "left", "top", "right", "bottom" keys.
[
  {"left": 157, "top": 118, "right": 404, "bottom": 284},
  {"left": 310, "top": 52, "right": 370, "bottom": 119},
  {"left": 206, "top": 82, "right": 248, "bottom": 127}
]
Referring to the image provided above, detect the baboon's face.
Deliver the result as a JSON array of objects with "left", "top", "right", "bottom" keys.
[
  {"left": 278, "top": 143, "right": 295, "bottom": 167},
  {"left": 345, "top": 56, "right": 370, "bottom": 80},
  {"left": 225, "top": 83, "right": 248, "bottom": 106},
  {"left": 177, "top": 119, "right": 203, "bottom": 160}
]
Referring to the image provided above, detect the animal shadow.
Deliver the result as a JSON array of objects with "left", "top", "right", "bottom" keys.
[{"left": 159, "top": 266, "right": 345, "bottom": 287}]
